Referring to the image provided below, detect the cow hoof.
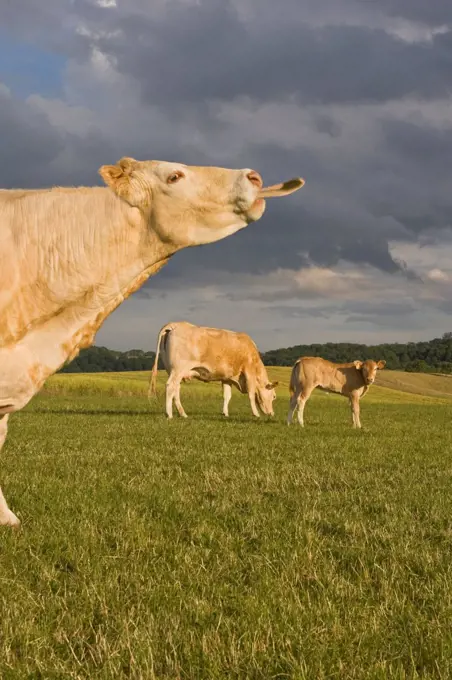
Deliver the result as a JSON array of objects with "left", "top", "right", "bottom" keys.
[{"left": 0, "top": 509, "right": 21, "bottom": 529}]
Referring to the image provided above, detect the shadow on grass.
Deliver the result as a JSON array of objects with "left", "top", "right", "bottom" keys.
[{"left": 26, "top": 408, "right": 279, "bottom": 424}]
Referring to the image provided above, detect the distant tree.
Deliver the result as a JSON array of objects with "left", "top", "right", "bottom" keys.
[{"left": 402, "top": 360, "right": 433, "bottom": 373}]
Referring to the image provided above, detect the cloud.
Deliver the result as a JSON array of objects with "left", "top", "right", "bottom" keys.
[{"left": 428, "top": 269, "right": 450, "bottom": 282}]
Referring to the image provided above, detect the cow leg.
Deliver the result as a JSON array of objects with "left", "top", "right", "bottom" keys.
[
  {"left": 246, "top": 378, "right": 260, "bottom": 418},
  {"left": 222, "top": 383, "right": 232, "bottom": 417},
  {"left": 287, "top": 388, "right": 301, "bottom": 425},
  {"left": 296, "top": 387, "right": 314, "bottom": 427},
  {"left": 165, "top": 374, "right": 176, "bottom": 419},
  {"left": 0, "top": 415, "right": 20, "bottom": 528},
  {"left": 350, "top": 394, "right": 361, "bottom": 428},
  {"left": 174, "top": 382, "right": 188, "bottom": 418}
]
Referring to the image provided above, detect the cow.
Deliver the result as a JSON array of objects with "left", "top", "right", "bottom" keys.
[
  {"left": 149, "top": 322, "right": 279, "bottom": 419},
  {"left": 0, "top": 157, "right": 304, "bottom": 527},
  {"left": 287, "top": 357, "right": 386, "bottom": 428}
]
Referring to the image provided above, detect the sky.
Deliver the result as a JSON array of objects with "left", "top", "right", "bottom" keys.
[{"left": 2, "top": 0, "right": 452, "bottom": 352}]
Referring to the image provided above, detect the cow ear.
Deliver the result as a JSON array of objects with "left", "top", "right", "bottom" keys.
[
  {"left": 377, "top": 360, "right": 386, "bottom": 369},
  {"left": 99, "top": 157, "right": 137, "bottom": 187},
  {"left": 353, "top": 360, "right": 363, "bottom": 369},
  {"left": 99, "top": 157, "right": 141, "bottom": 204},
  {"left": 266, "top": 381, "right": 279, "bottom": 389}
]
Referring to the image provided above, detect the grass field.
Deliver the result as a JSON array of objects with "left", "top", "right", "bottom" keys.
[{"left": 1, "top": 369, "right": 452, "bottom": 679}]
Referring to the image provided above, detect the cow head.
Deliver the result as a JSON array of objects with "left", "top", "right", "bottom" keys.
[
  {"left": 354, "top": 359, "right": 386, "bottom": 385},
  {"left": 99, "top": 157, "right": 304, "bottom": 249},
  {"left": 256, "top": 380, "right": 279, "bottom": 416}
]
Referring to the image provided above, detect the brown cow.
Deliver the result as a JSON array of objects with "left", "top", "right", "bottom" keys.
[
  {"left": 149, "top": 322, "right": 278, "bottom": 418},
  {"left": 287, "top": 357, "right": 386, "bottom": 428},
  {"left": 0, "top": 158, "right": 304, "bottom": 527}
]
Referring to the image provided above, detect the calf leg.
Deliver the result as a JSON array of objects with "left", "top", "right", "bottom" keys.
[
  {"left": 296, "top": 386, "right": 314, "bottom": 427},
  {"left": 349, "top": 394, "right": 361, "bottom": 428},
  {"left": 287, "top": 389, "right": 300, "bottom": 424},
  {"left": 0, "top": 415, "right": 20, "bottom": 528},
  {"left": 222, "top": 383, "right": 232, "bottom": 417}
]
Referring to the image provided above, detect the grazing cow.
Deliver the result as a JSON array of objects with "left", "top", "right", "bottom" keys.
[
  {"left": 149, "top": 322, "right": 279, "bottom": 418},
  {"left": 0, "top": 158, "right": 304, "bottom": 527},
  {"left": 287, "top": 357, "right": 386, "bottom": 428}
]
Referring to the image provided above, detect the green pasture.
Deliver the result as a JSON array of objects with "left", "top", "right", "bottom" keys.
[{"left": 1, "top": 369, "right": 451, "bottom": 679}]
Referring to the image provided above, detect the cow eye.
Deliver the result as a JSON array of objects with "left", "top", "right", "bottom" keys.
[{"left": 167, "top": 171, "right": 185, "bottom": 184}]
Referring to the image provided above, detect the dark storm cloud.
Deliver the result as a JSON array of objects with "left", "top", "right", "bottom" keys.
[
  {"left": 370, "top": 119, "right": 452, "bottom": 235},
  {"left": 0, "top": 88, "right": 114, "bottom": 189},
  {"left": 0, "top": 77, "right": 121, "bottom": 192},
  {"left": 98, "top": 7, "right": 452, "bottom": 107},
  {"left": 0, "top": 87, "right": 64, "bottom": 187},
  {"left": 376, "top": 0, "right": 452, "bottom": 26},
  {"left": 382, "top": 119, "right": 452, "bottom": 170}
]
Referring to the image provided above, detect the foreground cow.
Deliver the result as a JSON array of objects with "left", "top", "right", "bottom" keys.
[
  {"left": 149, "top": 322, "right": 278, "bottom": 418},
  {"left": 0, "top": 158, "right": 304, "bottom": 527},
  {"left": 287, "top": 357, "right": 386, "bottom": 428}
]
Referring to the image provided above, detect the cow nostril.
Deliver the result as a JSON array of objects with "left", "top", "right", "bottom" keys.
[{"left": 247, "top": 170, "right": 263, "bottom": 189}]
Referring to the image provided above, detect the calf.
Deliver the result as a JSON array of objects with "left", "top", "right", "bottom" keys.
[
  {"left": 287, "top": 357, "right": 386, "bottom": 428},
  {"left": 149, "top": 322, "right": 278, "bottom": 418}
]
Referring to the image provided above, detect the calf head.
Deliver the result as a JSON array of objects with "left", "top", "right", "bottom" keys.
[
  {"left": 354, "top": 359, "right": 386, "bottom": 385},
  {"left": 99, "top": 157, "right": 304, "bottom": 249},
  {"left": 256, "top": 380, "right": 279, "bottom": 416}
]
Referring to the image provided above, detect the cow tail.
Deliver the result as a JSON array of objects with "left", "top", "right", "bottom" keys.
[
  {"left": 148, "top": 325, "right": 172, "bottom": 400},
  {"left": 289, "top": 358, "right": 302, "bottom": 397}
]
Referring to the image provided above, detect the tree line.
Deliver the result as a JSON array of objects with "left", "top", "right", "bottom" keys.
[{"left": 59, "top": 334, "right": 452, "bottom": 374}]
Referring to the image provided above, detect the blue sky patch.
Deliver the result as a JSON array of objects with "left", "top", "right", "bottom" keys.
[{"left": 0, "top": 33, "right": 65, "bottom": 98}]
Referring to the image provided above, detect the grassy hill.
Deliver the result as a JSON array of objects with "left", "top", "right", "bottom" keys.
[
  {"left": 42, "top": 367, "right": 452, "bottom": 404},
  {"left": 375, "top": 370, "right": 452, "bottom": 400}
]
